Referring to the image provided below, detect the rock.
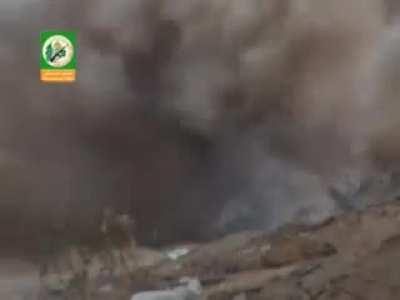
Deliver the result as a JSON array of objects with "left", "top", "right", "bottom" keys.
[
  {"left": 39, "top": 201, "right": 400, "bottom": 300},
  {"left": 130, "top": 277, "right": 202, "bottom": 300},
  {"left": 202, "top": 266, "right": 299, "bottom": 300},
  {"left": 261, "top": 235, "right": 337, "bottom": 268}
]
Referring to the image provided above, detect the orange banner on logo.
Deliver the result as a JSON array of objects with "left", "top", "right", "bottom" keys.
[{"left": 40, "top": 70, "right": 76, "bottom": 83}]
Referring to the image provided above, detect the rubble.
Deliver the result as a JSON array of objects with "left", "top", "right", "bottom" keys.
[
  {"left": 260, "top": 235, "right": 337, "bottom": 268},
  {"left": 165, "top": 248, "right": 191, "bottom": 261},
  {"left": 130, "top": 277, "right": 202, "bottom": 300},
  {"left": 40, "top": 200, "right": 400, "bottom": 300}
]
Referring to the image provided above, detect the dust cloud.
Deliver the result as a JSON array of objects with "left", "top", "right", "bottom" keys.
[{"left": 0, "top": 0, "right": 400, "bottom": 252}]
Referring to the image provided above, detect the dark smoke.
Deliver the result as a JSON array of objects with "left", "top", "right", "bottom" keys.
[{"left": 1, "top": 0, "right": 400, "bottom": 253}]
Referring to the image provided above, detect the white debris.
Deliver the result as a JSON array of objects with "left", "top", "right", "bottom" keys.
[
  {"left": 130, "top": 277, "right": 201, "bottom": 300},
  {"left": 165, "top": 248, "right": 190, "bottom": 261}
]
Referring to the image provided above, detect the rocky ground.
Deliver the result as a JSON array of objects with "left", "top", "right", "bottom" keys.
[{"left": 30, "top": 197, "right": 400, "bottom": 300}]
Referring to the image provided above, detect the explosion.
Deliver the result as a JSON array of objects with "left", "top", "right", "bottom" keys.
[{"left": 0, "top": 0, "right": 400, "bottom": 252}]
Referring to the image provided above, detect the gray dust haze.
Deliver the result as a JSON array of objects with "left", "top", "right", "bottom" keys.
[{"left": 1, "top": 0, "right": 400, "bottom": 252}]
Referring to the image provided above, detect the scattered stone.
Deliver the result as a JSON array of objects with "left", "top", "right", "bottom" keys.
[
  {"left": 261, "top": 236, "right": 337, "bottom": 268},
  {"left": 130, "top": 277, "right": 202, "bottom": 300}
]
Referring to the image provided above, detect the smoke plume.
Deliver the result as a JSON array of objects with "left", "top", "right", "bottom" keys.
[{"left": 1, "top": 0, "right": 400, "bottom": 252}]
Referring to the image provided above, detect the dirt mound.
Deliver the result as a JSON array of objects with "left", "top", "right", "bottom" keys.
[{"left": 38, "top": 199, "right": 400, "bottom": 299}]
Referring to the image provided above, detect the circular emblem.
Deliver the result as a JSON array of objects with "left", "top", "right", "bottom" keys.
[{"left": 42, "top": 35, "right": 74, "bottom": 68}]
